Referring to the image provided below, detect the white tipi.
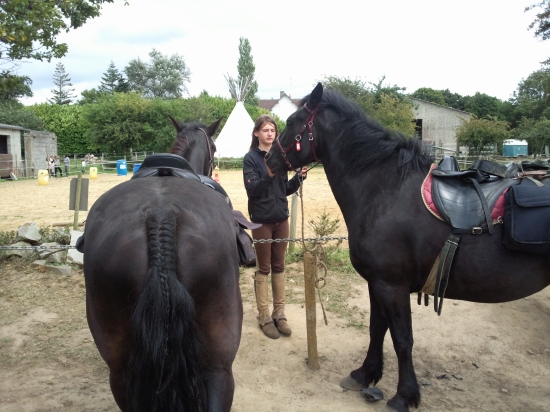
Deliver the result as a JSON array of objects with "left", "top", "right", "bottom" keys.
[
  {"left": 215, "top": 74, "right": 255, "bottom": 159},
  {"left": 214, "top": 101, "right": 254, "bottom": 159}
]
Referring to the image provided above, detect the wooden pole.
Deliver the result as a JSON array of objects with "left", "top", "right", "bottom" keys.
[
  {"left": 303, "top": 250, "right": 320, "bottom": 370},
  {"left": 288, "top": 193, "right": 298, "bottom": 254},
  {"left": 73, "top": 172, "right": 82, "bottom": 230}
]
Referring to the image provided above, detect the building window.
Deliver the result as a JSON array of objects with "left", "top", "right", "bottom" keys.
[
  {"left": 414, "top": 119, "right": 422, "bottom": 139},
  {"left": 0, "top": 136, "right": 8, "bottom": 154}
]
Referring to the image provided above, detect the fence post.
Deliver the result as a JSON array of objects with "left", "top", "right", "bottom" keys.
[
  {"left": 288, "top": 193, "right": 298, "bottom": 254},
  {"left": 304, "top": 250, "right": 320, "bottom": 370},
  {"left": 73, "top": 172, "right": 82, "bottom": 230}
]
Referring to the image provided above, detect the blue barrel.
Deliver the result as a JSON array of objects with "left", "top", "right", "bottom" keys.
[
  {"left": 133, "top": 163, "right": 141, "bottom": 173},
  {"left": 116, "top": 159, "right": 127, "bottom": 176}
]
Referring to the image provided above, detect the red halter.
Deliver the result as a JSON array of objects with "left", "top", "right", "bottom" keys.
[{"left": 275, "top": 103, "right": 320, "bottom": 171}]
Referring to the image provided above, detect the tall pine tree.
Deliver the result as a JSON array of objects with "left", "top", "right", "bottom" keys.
[
  {"left": 99, "top": 61, "right": 129, "bottom": 93},
  {"left": 237, "top": 37, "right": 259, "bottom": 106},
  {"left": 49, "top": 62, "right": 75, "bottom": 105}
]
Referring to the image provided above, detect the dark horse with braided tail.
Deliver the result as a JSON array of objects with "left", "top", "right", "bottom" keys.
[
  {"left": 79, "top": 117, "right": 242, "bottom": 411},
  {"left": 266, "top": 83, "right": 550, "bottom": 412}
]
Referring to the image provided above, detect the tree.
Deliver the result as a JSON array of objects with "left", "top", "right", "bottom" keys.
[
  {"left": 463, "top": 92, "right": 505, "bottom": 120},
  {"left": 0, "top": 101, "right": 44, "bottom": 130},
  {"left": 456, "top": 116, "right": 511, "bottom": 156},
  {"left": 236, "top": 37, "right": 258, "bottom": 106},
  {"left": 513, "top": 117, "right": 550, "bottom": 155},
  {"left": 410, "top": 88, "right": 447, "bottom": 106},
  {"left": 48, "top": 62, "right": 75, "bottom": 105},
  {"left": 98, "top": 61, "right": 128, "bottom": 93},
  {"left": 78, "top": 88, "right": 105, "bottom": 105},
  {"left": 0, "top": 0, "right": 120, "bottom": 64},
  {"left": 526, "top": 1, "right": 550, "bottom": 41},
  {"left": 511, "top": 67, "right": 550, "bottom": 121},
  {"left": 125, "top": 49, "right": 191, "bottom": 99},
  {"left": 0, "top": 70, "right": 33, "bottom": 102},
  {"left": 321, "top": 75, "right": 415, "bottom": 135}
]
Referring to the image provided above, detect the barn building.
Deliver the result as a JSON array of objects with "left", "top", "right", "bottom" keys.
[
  {"left": 410, "top": 98, "right": 472, "bottom": 157},
  {"left": 0, "top": 123, "right": 58, "bottom": 178}
]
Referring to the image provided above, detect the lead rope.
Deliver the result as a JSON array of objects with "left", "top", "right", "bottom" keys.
[{"left": 298, "top": 178, "right": 328, "bottom": 325}]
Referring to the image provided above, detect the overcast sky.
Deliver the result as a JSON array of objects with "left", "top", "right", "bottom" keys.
[{"left": 16, "top": 0, "right": 550, "bottom": 105}]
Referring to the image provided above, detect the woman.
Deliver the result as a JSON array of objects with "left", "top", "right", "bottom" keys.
[{"left": 243, "top": 114, "right": 307, "bottom": 339}]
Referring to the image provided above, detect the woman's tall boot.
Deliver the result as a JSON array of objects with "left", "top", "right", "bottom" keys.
[
  {"left": 253, "top": 272, "right": 280, "bottom": 339},
  {"left": 271, "top": 272, "right": 292, "bottom": 336}
]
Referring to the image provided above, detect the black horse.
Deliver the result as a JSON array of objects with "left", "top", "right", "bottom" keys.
[
  {"left": 80, "top": 117, "right": 242, "bottom": 412},
  {"left": 266, "top": 83, "right": 550, "bottom": 411}
]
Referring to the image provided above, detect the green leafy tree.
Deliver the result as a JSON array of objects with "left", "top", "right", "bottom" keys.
[
  {"left": 78, "top": 88, "right": 105, "bottom": 105},
  {"left": 99, "top": 61, "right": 128, "bottom": 93},
  {"left": 0, "top": 101, "right": 44, "bottom": 129},
  {"left": 511, "top": 67, "right": 550, "bottom": 121},
  {"left": 0, "top": 70, "right": 33, "bottom": 102},
  {"left": 463, "top": 92, "right": 505, "bottom": 120},
  {"left": 0, "top": 0, "right": 119, "bottom": 64},
  {"left": 125, "top": 49, "right": 191, "bottom": 99},
  {"left": 236, "top": 37, "right": 259, "bottom": 106},
  {"left": 410, "top": 87, "right": 447, "bottom": 106},
  {"left": 48, "top": 62, "right": 75, "bottom": 105},
  {"left": 27, "top": 103, "right": 92, "bottom": 154},
  {"left": 82, "top": 92, "right": 152, "bottom": 152},
  {"left": 440, "top": 89, "right": 467, "bottom": 110},
  {"left": 513, "top": 117, "right": 550, "bottom": 155},
  {"left": 526, "top": 1, "right": 550, "bottom": 41},
  {"left": 321, "top": 75, "right": 415, "bottom": 135},
  {"left": 456, "top": 116, "right": 511, "bottom": 156}
]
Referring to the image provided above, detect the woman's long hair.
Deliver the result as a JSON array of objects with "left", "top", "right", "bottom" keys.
[{"left": 249, "top": 114, "right": 279, "bottom": 151}]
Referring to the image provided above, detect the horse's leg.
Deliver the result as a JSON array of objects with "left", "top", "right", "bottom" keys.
[
  {"left": 373, "top": 283, "right": 420, "bottom": 412},
  {"left": 199, "top": 293, "right": 242, "bottom": 412},
  {"left": 344, "top": 282, "right": 388, "bottom": 389}
]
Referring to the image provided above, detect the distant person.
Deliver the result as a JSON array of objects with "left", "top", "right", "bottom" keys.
[
  {"left": 64, "top": 155, "right": 70, "bottom": 176},
  {"left": 48, "top": 156, "right": 55, "bottom": 177},
  {"left": 54, "top": 156, "right": 63, "bottom": 177},
  {"left": 243, "top": 114, "right": 307, "bottom": 339},
  {"left": 81, "top": 159, "right": 86, "bottom": 173}
]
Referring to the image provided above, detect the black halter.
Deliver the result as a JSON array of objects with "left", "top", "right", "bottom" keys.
[
  {"left": 198, "top": 128, "right": 214, "bottom": 177},
  {"left": 275, "top": 103, "right": 320, "bottom": 171}
]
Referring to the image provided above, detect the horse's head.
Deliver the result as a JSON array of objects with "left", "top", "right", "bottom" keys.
[
  {"left": 266, "top": 83, "right": 324, "bottom": 176},
  {"left": 168, "top": 116, "right": 223, "bottom": 176}
]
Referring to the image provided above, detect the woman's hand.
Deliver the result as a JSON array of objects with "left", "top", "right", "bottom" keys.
[
  {"left": 265, "top": 160, "right": 275, "bottom": 178},
  {"left": 297, "top": 166, "right": 307, "bottom": 178}
]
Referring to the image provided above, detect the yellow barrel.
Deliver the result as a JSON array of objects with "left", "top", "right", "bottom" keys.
[
  {"left": 38, "top": 170, "right": 49, "bottom": 186},
  {"left": 89, "top": 167, "right": 98, "bottom": 179}
]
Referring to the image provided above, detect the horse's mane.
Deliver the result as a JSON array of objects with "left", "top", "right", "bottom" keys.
[
  {"left": 169, "top": 122, "right": 216, "bottom": 157},
  {"left": 300, "top": 89, "right": 433, "bottom": 177}
]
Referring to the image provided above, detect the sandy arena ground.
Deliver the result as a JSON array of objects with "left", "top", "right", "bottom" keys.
[{"left": 0, "top": 169, "right": 549, "bottom": 411}]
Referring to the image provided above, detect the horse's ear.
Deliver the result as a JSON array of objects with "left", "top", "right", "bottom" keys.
[
  {"left": 168, "top": 115, "right": 184, "bottom": 132},
  {"left": 308, "top": 82, "right": 323, "bottom": 108},
  {"left": 205, "top": 117, "right": 224, "bottom": 137}
]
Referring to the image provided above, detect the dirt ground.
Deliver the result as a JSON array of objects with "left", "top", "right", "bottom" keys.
[{"left": 1, "top": 169, "right": 550, "bottom": 411}]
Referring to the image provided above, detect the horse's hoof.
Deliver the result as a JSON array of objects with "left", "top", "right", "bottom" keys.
[
  {"left": 339, "top": 375, "right": 364, "bottom": 391},
  {"left": 387, "top": 394, "right": 410, "bottom": 412}
]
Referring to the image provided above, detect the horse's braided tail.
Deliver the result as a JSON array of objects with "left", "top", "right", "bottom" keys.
[{"left": 127, "top": 210, "right": 203, "bottom": 412}]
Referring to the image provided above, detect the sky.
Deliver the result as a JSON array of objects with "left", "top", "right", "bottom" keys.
[{"left": 15, "top": 0, "right": 550, "bottom": 105}]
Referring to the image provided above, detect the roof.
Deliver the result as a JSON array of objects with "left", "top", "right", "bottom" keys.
[
  {"left": 259, "top": 93, "right": 302, "bottom": 111},
  {"left": 0, "top": 123, "right": 26, "bottom": 131},
  {"left": 409, "top": 98, "right": 472, "bottom": 116}
]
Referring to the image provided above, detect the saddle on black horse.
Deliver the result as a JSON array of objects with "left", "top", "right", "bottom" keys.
[
  {"left": 131, "top": 153, "right": 259, "bottom": 267},
  {"left": 420, "top": 156, "right": 550, "bottom": 314}
]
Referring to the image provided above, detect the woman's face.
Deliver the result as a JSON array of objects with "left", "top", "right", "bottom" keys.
[{"left": 254, "top": 122, "right": 276, "bottom": 148}]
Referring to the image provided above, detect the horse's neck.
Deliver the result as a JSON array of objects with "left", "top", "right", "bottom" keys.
[{"left": 322, "top": 157, "right": 426, "bottom": 229}]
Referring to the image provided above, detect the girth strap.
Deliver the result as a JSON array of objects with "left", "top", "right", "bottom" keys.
[{"left": 433, "top": 233, "right": 461, "bottom": 315}]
